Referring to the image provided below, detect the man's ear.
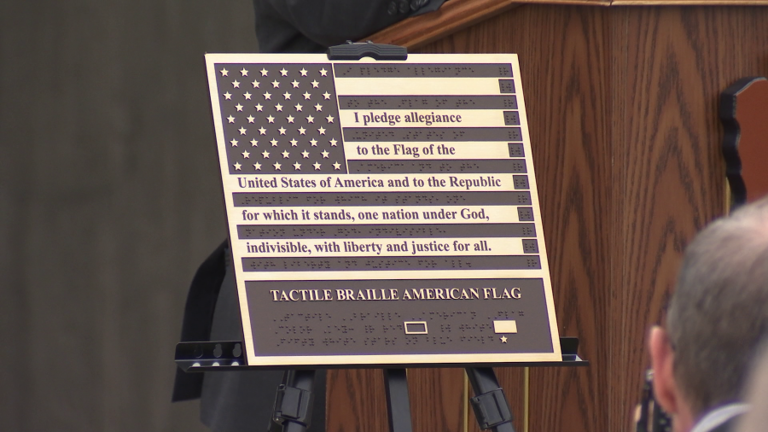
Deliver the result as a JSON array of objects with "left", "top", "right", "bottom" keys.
[{"left": 649, "top": 326, "right": 680, "bottom": 415}]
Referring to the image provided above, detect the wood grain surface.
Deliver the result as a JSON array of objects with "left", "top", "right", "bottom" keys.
[{"left": 337, "top": 4, "right": 768, "bottom": 432}]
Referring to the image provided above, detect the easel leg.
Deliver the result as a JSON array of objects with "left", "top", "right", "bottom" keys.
[
  {"left": 465, "top": 367, "right": 516, "bottom": 432},
  {"left": 384, "top": 368, "right": 413, "bottom": 432},
  {"left": 270, "top": 369, "right": 316, "bottom": 432}
]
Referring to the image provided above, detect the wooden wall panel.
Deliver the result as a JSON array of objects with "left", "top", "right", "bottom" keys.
[
  {"left": 418, "top": 6, "right": 612, "bottom": 432},
  {"left": 608, "top": 6, "right": 768, "bottom": 432}
]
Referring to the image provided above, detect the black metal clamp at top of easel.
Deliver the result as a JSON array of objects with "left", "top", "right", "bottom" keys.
[{"left": 327, "top": 41, "right": 408, "bottom": 61}]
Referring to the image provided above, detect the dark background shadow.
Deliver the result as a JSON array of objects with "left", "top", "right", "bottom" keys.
[{"left": 0, "top": 1, "right": 256, "bottom": 430}]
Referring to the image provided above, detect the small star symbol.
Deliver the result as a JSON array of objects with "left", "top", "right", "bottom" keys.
[
  {"left": 230, "top": 139, "right": 238, "bottom": 147},
  {"left": 278, "top": 68, "right": 288, "bottom": 77},
  {"left": 263, "top": 92, "right": 271, "bottom": 100},
  {"left": 260, "top": 68, "right": 268, "bottom": 76},
  {"left": 299, "top": 68, "right": 308, "bottom": 76},
  {"left": 278, "top": 127, "right": 287, "bottom": 135},
  {"left": 262, "top": 150, "right": 270, "bottom": 159},
  {"left": 298, "top": 127, "right": 306, "bottom": 135},
  {"left": 306, "top": 115, "right": 314, "bottom": 123},
  {"left": 311, "top": 80, "right": 319, "bottom": 88},
  {"left": 243, "top": 92, "right": 252, "bottom": 100},
  {"left": 255, "top": 104, "right": 263, "bottom": 111},
  {"left": 500, "top": 336, "right": 508, "bottom": 343},
  {"left": 283, "top": 92, "right": 291, "bottom": 100},
  {"left": 252, "top": 80, "right": 260, "bottom": 88},
  {"left": 250, "top": 139, "right": 258, "bottom": 147},
  {"left": 333, "top": 162, "right": 341, "bottom": 170},
  {"left": 309, "top": 138, "right": 318, "bottom": 146},
  {"left": 232, "top": 80, "right": 240, "bottom": 88},
  {"left": 272, "top": 80, "right": 280, "bottom": 88},
  {"left": 235, "top": 104, "right": 243, "bottom": 111},
  {"left": 220, "top": 68, "right": 229, "bottom": 76},
  {"left": 273, "top": 162, "right": 282, "bottom": 170},
  {"left": 247, "top": 115, "right": 255, "bottom": 123},
  {"left": 290, "top": 138, "right": 298, "bottom": 146},
  {"left": 329, "top": 138, "right": 337, "bottom": 146},
  {"left": 258, "top": 127, "right": 267, "bottom": 135},
  {"left": 242, "top": 150, "right": 250, "bottom": 159},
  {"left": 282, "top": 150, "right": 290, "bottom": 158},
  {"left": 302, "top": 150, "right": 310, "bottom": 158},
  {"left": 270, "top": 138, "right": 279, "bottom": 146},
  {"left": 313, "top": 162, "right": 322, "bottom": 170},
  {"left": 291, "top": 80, "right": 300, "bottom": 88},
  {"left": 227, "top": 115, "right": 235, "bottom": 124},
  {"left": 275, "top": 103, "right": 283, "bottom": 111},
  {"left": 319, "top": 68, "right": 328, "bottom": 76},
  {"left": 293, "top": 162, "right": 302, "bottom": 170},
  {"left": 253, "top": 162, "right": 262, "bottom": 170},
  {"left": 321, "top": 150, "right": 329, "bottom": 158},
  {"left": 323, "top": 92, "right": 331, "bottom": 100},
  {"left": 326, "top": 115, "right": 334, "bottom": 123},
  {"left": 240, "top": 68, "right": 248, "bottom": 76},
  {"left": 266, "top": 115, "right": 275, "bottom": 123},
  {"left": 286, "top": 115, "right": 295, "bottom": 123},
  {"left": 314, "top": 103, "right": 323, "bottom": 111},
  {"left": 238, "top": 127, "right": 247, "bottom": 135},
  {"left": 318, "top": 127, "right": 326, "bottom": 135},
  {"left": 223, "top": 92, "right": 232, "bottom": 100},
  {"left": 233, "top": 162, "right": 242, "bottom": 170},
  {"left": 294, "top": 103, "right": 303, "bottom": 111},
  {"left": 303, "top": 92, "right": 311, "bottom": 100}
]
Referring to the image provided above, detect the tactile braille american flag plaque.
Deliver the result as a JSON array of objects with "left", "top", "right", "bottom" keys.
[{"left": 206, "top": 53, "right": 561, "bottom": 366}]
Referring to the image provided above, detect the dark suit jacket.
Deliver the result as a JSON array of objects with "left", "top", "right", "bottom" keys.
[{"left": 173, "top": 2, "right": 445, "bottom": 430}]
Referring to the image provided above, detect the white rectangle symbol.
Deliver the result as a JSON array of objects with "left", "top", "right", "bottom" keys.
[
  {"left": 404, "top": 321, "right": 429, "bottom": 335},
  {"left": 493, "top": 320, "right": 518, "bottom": 334}
]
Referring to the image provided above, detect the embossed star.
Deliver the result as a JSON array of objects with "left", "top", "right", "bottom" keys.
[
  {"left": 272, "top": 80, "right": 280, "bottom": 88},
  {"left": 230, "top": 139, "right": 238, "bottom": 147},
  {"left": 227, "top": 115, "right": 235, "bottom": 123},
  {"left": 255, "top": 104, "right": 263, "bottom": 111},
  {"left": 306, "top": 115, "right": 314, "bottom": 123},
  {"left": 294, "top": 103, "right": 303, "bottom": 112},
  {"left": 260, "top": 68, "right": 268, "bottom": 76},
  {"left": 303, "top": 92, "right": 312, "bottom": 100},
  {"left": 232, "top": 80, "right": 240, "bottom": 88},
  {"left": 298, "top": 127, "right": 306, "bottom": 135},
  {"left": 291, "top": 80, "right": 300, "bottom": 88},
  {"left": 333, "top": 162, "right": 341, "bottom": 170},
  {"left": 253, "top": 162, "right": 262, "bottom": 170},
  {"left": 326, "top": 115, "right": 334, "bottom": 123},
  {"left": 314, "top": 103, "right": 323, "bottom": 111},
  {"left": 247, "top": 115, "right": 255, "bottom": 123},
  {"left": 270, "top": 138, "right": 279, "bottom": 146},
  {"left": 323, "top": 92, "right": 331, "bottom": 100},
  {"left": 240, "top": 68, "right": 248, "bottom": 76},
  {"left": 233, "top": 162, "right": 242, "bottom": 170},
  {"left": 242, "top": 150, "right": 250, "bottom": 159},
  {"left": 313, "top": 162, "right": 321, "bottom": 170},
  {"left": 273, "top": 162, "right": 282, "bottom": 170},
  {"left": 243, "top": 92, "right": 252, "bottom": 100},
  {"left": 263, "top": 92, "right": 271, "bottom": 100},
  {"left": 235, "top": 104, "right": 243, "bottom": 111},
  {"left": 223, "top": 92, "right": 232, "bottom": 100},
  {"left": 278, "top": 127, "right": 286, "bottom": 135},
  {"left": 318, "top": 127, "right": 326, "bottom": 135},
  {"left": 250, "top": 139, "right": 258, "bottom": 147},
  {"left": 280, "top": 68, "right": 288, "bottom": 77},
  {"left": 321, "top": 150, "right": 329, "bottom": 158},
  {"left": 329, "top": 138, "right": 337, "bottom": 146},
  {"left": 311, "top": 80, "right": 319, "bottom": 88},
  {"left": 302, "top": 150, "right": 310, "bottom": 158},
  {"left": 282, "top": 150, "right": 290, "bottom": 159},
  {"left": 293, "top": 162, "right": 301, "bottom": 170},
  {"left": 319, "top": 68, "right": 327, "bottom": 76},
  {"left": 262, "top": 150, "right": 270, "bottom": 159},
  {"left": 238, "top": 127, "right": 247, "bottom": 135},
  {"left": 275, "top": 103, "right": 283, "bottom": 111},
  {"left": 252, "top": 80, "right": 260, "bottom": 88},
  {"left": 267, "top": 115, "right": 275, "bottom": 123},
  {"left": 299, "top": 68, "right": 308, "bottom": 76},
  {"left": 220, "top": 68, "right": 228, "bottom": 76}
]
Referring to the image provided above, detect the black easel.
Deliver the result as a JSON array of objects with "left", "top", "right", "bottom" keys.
[{"left": 175, "top": 337, "right": 586, "bottom": 432}]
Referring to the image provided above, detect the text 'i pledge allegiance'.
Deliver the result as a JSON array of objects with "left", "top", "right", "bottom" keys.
[{"left": 353, "top": 111, "right": 463, "bottom": 126}]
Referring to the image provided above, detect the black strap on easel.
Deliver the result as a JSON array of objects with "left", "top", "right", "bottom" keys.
[{"left": 270, "top": 369, "right": 316, "bottom": 432}]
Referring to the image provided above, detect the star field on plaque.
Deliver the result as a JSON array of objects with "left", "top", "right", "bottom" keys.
[{"left": 207, "top": 54, "right": 561, "bottom": 366}]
